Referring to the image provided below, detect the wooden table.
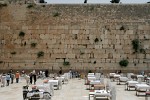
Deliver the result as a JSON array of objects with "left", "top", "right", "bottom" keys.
[{"left": 94, "top": 84, "right": 105, "bottom": 90}]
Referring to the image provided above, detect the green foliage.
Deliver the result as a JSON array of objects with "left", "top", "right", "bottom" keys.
[
  {"left": 0, "top": 3, "right": 7, "bottom": 7},
  {"left": 93, "top": 61, "right": 96, "bottom": 64},
  {"left": 120, "top": 26, "right": 125, "bottom": 30},
  {"left": 94, "top": 38, "right": 99, "bottom": 43},
  {"left": 63, "top": 61, "right": 70, "bottom": 66},
  {"left": 132, "top": 39, "right": 139, "bottom": 53},
  {"left": 140, "top": 48, "right": 146, "bottom": 54},
  {"left": 0, "top": 61, "right": 3, "bottom": 63},
  {"left": 110, "top": 0, "right": 120, "bottom": 3},
  {"left": 53, "top": 12, "right": 61, "bottom": 17},
  {"left": 19, "top": 31, "right": 25, "bottom": 37},
  {"left": 37, "top": 51, "right": 44, "bottom": 58},
  {"left": 27, "top": 4, "right": 34, "bottom": 8},
  {"left": 11, "top": 51, "right": 16, "bottom": 55},
  {"left": 119, "top": 59, "right": 129, "bottom": 67},
  {"left": 31, "top": 43, "right": 37, "bottom": 48}
]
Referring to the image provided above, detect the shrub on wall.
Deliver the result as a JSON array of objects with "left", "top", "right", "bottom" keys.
[
  {"left": 31, "top": 43, "right": 37, "bottom": 48},
  {"left": 27, "top": 4, "right": 34, "bottom": 8},
  {"left": 94, "top": 38, "right": 99, "bottom": 43},
  {"left": 132, "top": 39, "right": 139, "bottom": 53},
  {"left": 19, "top": 31, "right": 25, "bottom": 37},
  {"left": 37, "top": 51, "right": 44, "bottom": 58},
  {"left": 53, "top": 12, "right": 61, "bottom": 17},
  {"left": 119, "top": 59, "right": 129, "bottom": 67},
  {"left": 11, "top": 51, "right": 16, "bottom": 55},
  {"left": 63, "top": 61, "right": 70, "bottom": 66},
  {"left": 0, "top": 61, "right": 3, "bottom": 64}
]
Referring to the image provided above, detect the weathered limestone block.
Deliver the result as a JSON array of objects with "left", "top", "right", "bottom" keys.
[
  {"left": 55, "top": 59, "right": 64, "bottom": 63},
  {"left": 51, "top": 54, "right": 66, "bottom": 58},
  {"left": 66, "top": 54, "right": 75, "bottom": 58},
  {"left": 146, "top": 54, "right": 150, "bottom": 59},
  {"left": 115, "top": 45, "right": 122, "bottom": 49},
  {"left": 113, "top": 54, "right": 120, "bottom": 59},
  {"left": 143, "top": 45, "right": 149, "bottom": 49},
  {"left": 72, "top": 30, "right": 79, "bottom": 34},
  {"left": 137, "top": 54, "right": 145, "bottom": 59}
]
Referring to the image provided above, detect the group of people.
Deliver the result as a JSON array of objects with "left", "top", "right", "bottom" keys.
[{"left": 0, "top": 70, "right": 20, "bottom": 87}]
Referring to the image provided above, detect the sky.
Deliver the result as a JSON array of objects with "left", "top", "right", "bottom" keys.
[{"left": 45, "top": 0, "right": 149, "bottom": 4}]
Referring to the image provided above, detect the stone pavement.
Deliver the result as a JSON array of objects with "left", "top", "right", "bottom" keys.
[{"left": 0, "top": 77, "right": 147, "bottom": 100}]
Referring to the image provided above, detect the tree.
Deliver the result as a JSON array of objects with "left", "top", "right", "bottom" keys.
[
  {"left": 110, "top": 0, "right": 120, "bottom": 3},
  {"left": 39, "top": 0, "right": 45, "bottom": 3},
  {"left": 84, "top": 0, "right": 87, "bottom": 3}
]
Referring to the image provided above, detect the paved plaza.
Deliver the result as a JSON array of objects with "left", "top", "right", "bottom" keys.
[{"left": 0, "top": 77, "right": 147, "bottom": 100}]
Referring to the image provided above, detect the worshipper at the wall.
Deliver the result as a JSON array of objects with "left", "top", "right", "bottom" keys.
[{"left": 15, "top": 71, "right": 20, "bottom": 83}]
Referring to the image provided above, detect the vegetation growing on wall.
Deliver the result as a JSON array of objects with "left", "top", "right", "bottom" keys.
[
  {"left": 119, "top": 59, "right": 129, "bottom": 67},
  {"left": 94, "top": 38, "right": 99, "bottom": 43},
  {"left": 0, "top": 3, "right": 7, "bottom": 8},
  {"left": 31, "top": 43, "right": 37, "bottom": 48},
  {"left": 132, "top": 39, "right": 139, "bottom": 53},
  {"left": 53, "top": 12, "right": 61, "bottom": 17},
  {"left": 27, "top": 4, "right": 34, "bottom": 8},
  {"left": 11, "top": 51, "right": 16, "bottom": 55},
  {"left": 19, "top": 31, "right": 25, "bottom": 37},
  {"left": 37, "top": 51, "right": 44, "bottom": 58},
  {"left": 0, "top": 61, "right": 3, "bottom": 64}
]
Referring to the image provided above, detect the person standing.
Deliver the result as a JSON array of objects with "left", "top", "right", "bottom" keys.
[
  {"left": 29, "top": 72, "right": 33, "bottom": 84},
  {"left": 1, "top": 73, "right": 6, "bottom": 87},
  {"left": 15, "top": 71, "right": 20, "bottom": 83},
  {"left": 6, "top": 73, "right": 10, "bottom": 86},
  {"left": 45, "top": 69, "right": 49, "bottom": 77}
]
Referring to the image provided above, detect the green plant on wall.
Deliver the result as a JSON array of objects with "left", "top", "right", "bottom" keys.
[
  {"left": 11, "top": 51, "right": 16, "bottom": 55},
  {"left": 120, "top": 26, "right": 125, "bottom": 30},
  {"left": 0, "top": 61, "right": 3, "bottom": 64},
  {"left": 31, "top": 43, "right": 37, "bottom": 48},
  {"left": 19, "top": 31, "right": 25, "bottom": 37},
  {"left": 94, "top": 38, "right": 99, "bottom": 43},
  {"left": 53, "top": 12, "right": 61, "bottom": 17},
  {"left": 63, "top": 58, "right": 70, "bottom": 66},
  {"left": 27, "top": 4, "right": 34, "bottom": 8},
  {"left": 132, "top": 39, "right": 139, "bottom": 53},
  {"left": 119, "top": 59, "right": 129, "bottom": 67},
  {"left": 37, "top": 51, "right": 44, "bottom": 58},
  {"left": 63, "top": 61, "right": 70, "bottom": 66}
]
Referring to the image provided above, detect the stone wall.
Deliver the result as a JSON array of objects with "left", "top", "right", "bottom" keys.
[{"left": 0, "top": 4, "right": 150, "bottom": 72}]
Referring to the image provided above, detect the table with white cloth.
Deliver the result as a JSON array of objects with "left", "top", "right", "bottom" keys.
[
  {"left": 146, "top": 78, "right": 150, "bottom": 85},
  {"left": 88, "top": 76, "right": 96, "bottom": 81},
  {"left": 48, "top": 80, "right": 59, "bottom": 89},
  {"left": 94, "top": 90, "right": 111, "bottom": 100},
  {"left": 135, "top": 84, "right": 150, "bottom": 96},
  {"left": 113, "top": 74, "right": 121, "bottom": 81},
  {"left": 89, "top": 80, "right": 101, "bottom": 90},
  {"left": 109, "top": 73, "right": 116, "bottom": 79},
  {"left": 117, "top": 77, "right": 128, "bottom": 85},
  {"left": 137, "top": 75, "right": 144, "bottom": 82},
  {"left": 126, "top": 81, "right": 139, "bottom": 90},
  {"left": 88, "top": 73, "right": 95, "bottom": 76}
]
